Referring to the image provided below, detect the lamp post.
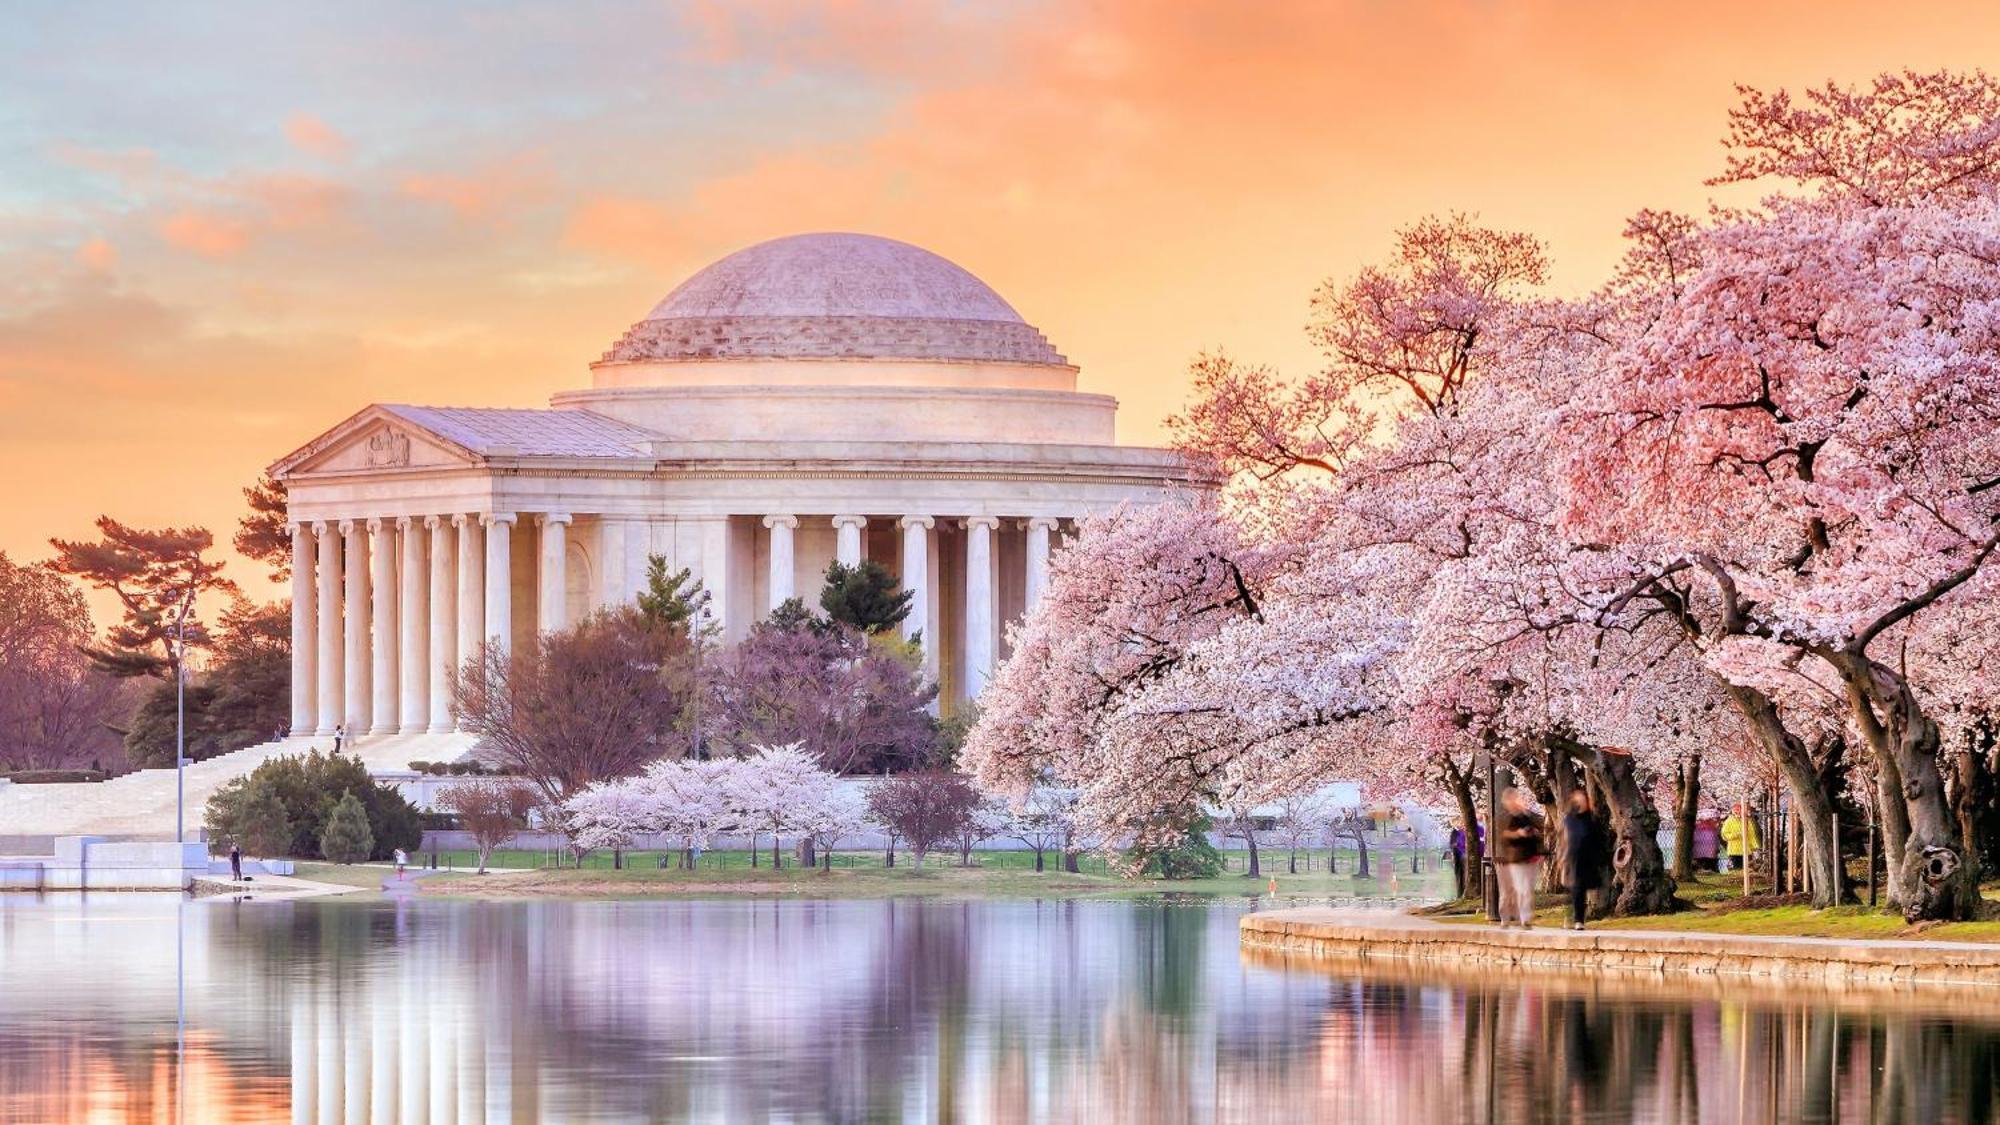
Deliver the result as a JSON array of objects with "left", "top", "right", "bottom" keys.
[
  {"left": 172, "top": 612, "right": 190, "bottom": 844},
  {"left": 167, "top": 588, "right": 197, "bottom": 845},
  {"left": 1482, "top": 748, "right": 1500, "bottom": 922}
]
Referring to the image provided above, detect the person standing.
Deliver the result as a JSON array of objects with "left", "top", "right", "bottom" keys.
[
  {"left": 1561, "top": 790, "right": 1603, "bottom": 930},
  {"left": 333, "top": 724, "right": 346, "bottom": 753},
  {"left": 229, "top": 843, "right": 243, "bottom": 883},
  {"left": 1449, "top": 826, "right": 1468, "bottom": 899},
  {"left": 1721, "top": 803, "right": 1759, "bottom": 872},
  {"left": 1494, "top": 788, "right": 1545, "bottom": 928},
  {"left": 394, "top": 847, "right": 408, "bottom": 878},
  {"left": 1694, "top": 813, "right": 1722, "bottom": 872}
]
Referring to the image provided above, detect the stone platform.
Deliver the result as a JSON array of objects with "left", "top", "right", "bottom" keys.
[
  {"left": 0, "top": 731, "right": 475, "bottom": 840},
  {"left": 1241, "top": 907, "right": 2000, "bottom": 991}
]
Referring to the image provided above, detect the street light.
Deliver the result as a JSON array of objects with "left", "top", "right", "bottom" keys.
[{"left": 168, "top": 590, "right": 197, "bottom": 844}]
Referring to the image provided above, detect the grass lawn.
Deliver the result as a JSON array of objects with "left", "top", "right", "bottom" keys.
[
  {"left": 353, "top": 846, "right": 1458, "bottom": 902},
  {"left": 288, "top": 861, "right": 478, "bottom": 897},
  {"left": 1429, "top": 871, "right": 2000, "bottom": 943}
]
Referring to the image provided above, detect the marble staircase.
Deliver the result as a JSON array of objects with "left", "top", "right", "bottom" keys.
[{"left": 0, "top": 731, "right": 479, "bottom": 840}]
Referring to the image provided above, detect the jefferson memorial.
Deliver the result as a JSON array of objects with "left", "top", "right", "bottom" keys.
[{"left": 275, "top": 232, "right": 1202, "bottom": 740}]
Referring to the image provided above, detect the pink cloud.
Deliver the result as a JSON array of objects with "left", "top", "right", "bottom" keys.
[
  {"left": 400, "top": 153, "right": 551, "bottom": 224},
  {"left": 285, "top": 113, "right": 351, "bottom": 161},
  {"left": 159, "top": 211, "right": 251, "bottom": 259},
  {"left": 75, "top": 238, "right": 117, "bottom": 272}
]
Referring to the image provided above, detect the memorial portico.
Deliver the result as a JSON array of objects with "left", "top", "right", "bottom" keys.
[{"left": 273, "top": 232, "right": 1208, "bottom": 740}]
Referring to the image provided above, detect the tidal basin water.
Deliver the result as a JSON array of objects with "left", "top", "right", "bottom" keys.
[{"left": 2, "top": 895, "right": 1998, "bottom": 1123}]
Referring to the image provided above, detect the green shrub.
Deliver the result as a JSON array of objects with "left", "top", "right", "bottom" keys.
[
  {"left": 234, "top": 777, "right": 294, "bottom": 858},
  {"left": 205, "top": 749, "right": 422, "bottom": 860},
  {"left": 319, "top": 791, "right": 375, "bottom": 864}
]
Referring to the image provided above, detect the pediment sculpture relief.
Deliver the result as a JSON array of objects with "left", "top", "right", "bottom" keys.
[{"left": 365, "top": 427, "right": 413, "bottom": 468}]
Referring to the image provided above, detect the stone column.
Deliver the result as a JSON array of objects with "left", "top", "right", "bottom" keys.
[
  {"left": 398, "top": 517, "right": 428, "bottom": 734},
  {"left": 624, "top": 519, "right": 651, "bottom": 604},
  {"left": 454, "top": 515, "right": 484, "bottom": 696},
  {"left": 290, "top": 523, "right": 314, "bottom": 735},
  {"left": 763, "top": 514, "right": 798, "bottom": 611},
  {"left": 833, "top": 514, "right": 866, "bottom": 567},
  {"left": 341, "top": 520, "right": 370, "bottom": 735},
  {"left": 538, "top": 513, "right": 571, "bottom": 634},
  {"left": 695, "top": 517, "right": 732, "bottom": 639},
  {"left": 597, "top": 516, "right": 627, "bottom": 611},
  {"left": 898, "top": 516, "right": 934, "bottom": 661},
  {"left": 1024, "top": 517, "right": 1059, "bottom": 610},
  {"left": 315, "top": 522, "right": 343, "bottom": 736},
  {"left": 483, "top": 514, "right": 515, "bottom": 654},
  {"left": 964, "top": 516, "right": 1000, "bottom": 697},
  {"left": 427, "top": 516, "right": 455, "bottom": 733},
  {"left": 369, "top": 519, "right": 399, "bottom": 734}
]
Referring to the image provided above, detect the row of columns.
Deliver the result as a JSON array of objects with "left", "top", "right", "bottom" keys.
[
  {"left": 291, "top": 510, "right": 1063, "bottom": 738},
  {"left": 763, "top": 513, "right": 1059, "bottom": 697},
  {"left": 291, "top": 513, "right": 541, "bottom": 738}
]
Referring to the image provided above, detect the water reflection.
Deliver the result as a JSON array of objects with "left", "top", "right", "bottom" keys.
[{"left": 1, "top": 894, "right": 1997, "bottom": 1122}]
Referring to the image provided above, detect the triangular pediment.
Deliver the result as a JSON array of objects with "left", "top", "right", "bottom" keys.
[{"left": 271, "top": 406, "right": 480, "bottom": 479}]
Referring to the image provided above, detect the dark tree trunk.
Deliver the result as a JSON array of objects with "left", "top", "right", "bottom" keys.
[
  {"left": 799, "top": 837, "right": 817, "bottom": 869},
  {"left": 1840, "top": 659, "right": 1981, "bottom": 921},
  {"left": 1722, "top": 680, "right": 1847, "bottom": 908},
  {"left": 1033, "top": 846, "right": 1045, "bottom": 872},
  {"left": 1062, "top": 849, "right": 1079, "bottom": 874},
  {"left": 1242, "top": 828, "right": 1261, "bottom": 877},
  {"left": 613, "top": 847, "right": 623, "bottom": 870},
  {"left": 1948, "top": 720, "right": 2000, "bottom": 874},
  {"left": 772, "top": 835, "right": 782, "bottom": 870},
  {"left": 1288, "top": 849, "right": 1297, "bottom": 875},
  {"left": 1352, "top": 830, "right": 1371, "bottom": 879},
  {"left": 749, "top": 833, "right": 759, "bottom": 868},
  {"left": 1582, "top": 745, "right": 1679, "bottom": 916},
  {"left": 1443, "top": 754, "right": 1483, "bottom": 903},
  {"left": 1672, "top": 755, "right": 1701, "bottom": 881}
]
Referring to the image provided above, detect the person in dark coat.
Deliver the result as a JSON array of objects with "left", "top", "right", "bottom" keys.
[
  {"left": 1562, "top": 790, "right": 1604, "bottom": 930},
  {"left": 229, "top": 844, "right": 243, "bottom": 882}
]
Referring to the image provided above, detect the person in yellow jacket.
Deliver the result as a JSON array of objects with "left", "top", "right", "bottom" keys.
[{"left": 1720, "top": 803, "right": 1760, "bottom": 866}]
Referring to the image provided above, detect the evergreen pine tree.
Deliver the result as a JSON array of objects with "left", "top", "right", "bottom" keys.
[
  {"left": 319, "top": 791, "right": 376, "bottom": 864},
  {"left": 234, "top": 776, "right": 294, "bottom": 858},
  {"left": 635, "top": 556, "right": 712, "bottom": 636},
  {"left": 819, "top": 560, "right": 913, "bottom": 635}
]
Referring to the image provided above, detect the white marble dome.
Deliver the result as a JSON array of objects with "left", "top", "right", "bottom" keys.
[
  {"left": 601, "top": 232, "right": 1067, "bottom": 366},
  {"left": 647, "top": 232, "right": 1024, "bottom": 322}
]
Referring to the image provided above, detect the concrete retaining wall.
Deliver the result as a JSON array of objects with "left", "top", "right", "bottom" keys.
[
  {"left": 1240, "top": 908, "right": 2000, "bottom": 990},
  {"left": 0, "top": 835, "right": 210, "bottom": 891}
]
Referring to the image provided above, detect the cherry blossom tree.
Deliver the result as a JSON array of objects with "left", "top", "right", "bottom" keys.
[{"left": 728, "top": 743, "right": 834, "bottom": 870}]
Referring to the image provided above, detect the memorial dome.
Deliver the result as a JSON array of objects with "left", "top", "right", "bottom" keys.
[{"left": 599, "top": 232, "right": 1067, "bottom": 366}]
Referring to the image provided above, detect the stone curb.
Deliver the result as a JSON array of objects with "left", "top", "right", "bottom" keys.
[{"left": 1240, "top": 908, "right": 2000, "bottom": 990}]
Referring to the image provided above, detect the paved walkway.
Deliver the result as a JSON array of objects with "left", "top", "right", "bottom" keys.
[
  {"left": 1242, "top": 906, "right": 2000, "bottom": 990},
  {"left": 193, "top": 871, "right": 363, "bottom": 900}
]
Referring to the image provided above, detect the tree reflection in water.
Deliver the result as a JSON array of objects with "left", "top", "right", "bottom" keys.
[{"left": 1, "top": 895, "right": 1998, "bottom": 1122}]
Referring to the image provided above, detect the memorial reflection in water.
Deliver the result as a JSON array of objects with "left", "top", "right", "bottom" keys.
[{"left": 0, "top": 896, "right": 1996, "bottom": 1123}]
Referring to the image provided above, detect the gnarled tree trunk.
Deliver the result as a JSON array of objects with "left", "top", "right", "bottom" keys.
[
  {"left": 1840, "top": 659, "right": 1981, "bottom": 922},
  {"left": 1583, "top": 745, "right": 1679, "bottom": 916}
]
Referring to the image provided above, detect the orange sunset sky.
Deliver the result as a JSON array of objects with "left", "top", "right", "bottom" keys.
[{"left": 5, "top": 2, "right": 2000, "bottom": 613}]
